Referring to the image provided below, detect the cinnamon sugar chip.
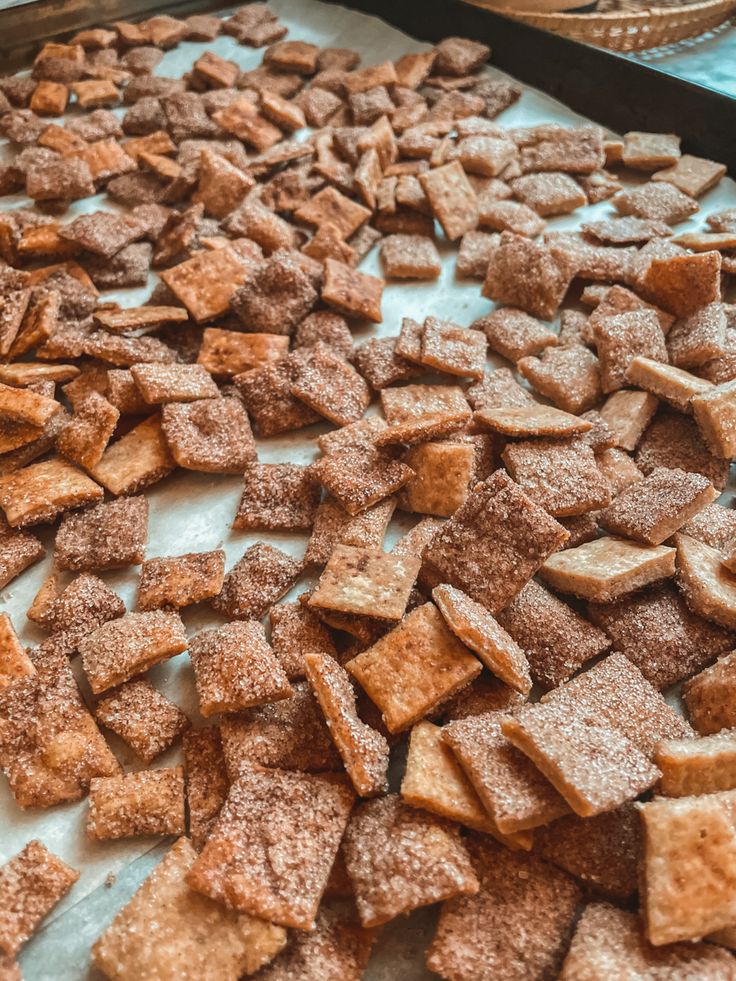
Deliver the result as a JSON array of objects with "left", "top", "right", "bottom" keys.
[
  {"left": 599, "top": 390, "right": 659, "bottom": 451},
  {"left": 89, "top": 415, "right": 175, "bottom": 496},
  {"left": 642, "top": 251, "right": 721, "bottom": 319},
  {"left": 55, "top": 496, "right": 148, "bottom": 571},
  {"left": 0, "top": 456, "right": 102, "bottom": 528},
  {"left": 400, "top": 441, "right": 475, "bottom": 517},
  {"left": 622, "top": 131, "right": 681, "bottom": 171},
  {"left": 346, "top": 602, "right": 481, "bottom": 733},
  {"left": 614, "top": 182, "right": 699, "bottom": 224},
  {"left": 211, "top": 543, "right": 302, "bottom": 621},
  {"left": 456, "top": 229, "right": 499, "bottom": 278},
  {"left": 311, "top": 445, "right": 414, "bottom": 516},
  {"left": 375, "top": 409, "right": 469, "bottom": 448},
  {"left": 96, "top": 679, "right": 189, "bottom": 763},
  {"left": 0, "top": 382, "right": 58, "bottom": 427},
  {"left": 186, "top": 769, "right": 355, "bottom": 929},
  {"left": 80, "top": 609, "right": 187, "bottom": 694},
  {"left": 590, "top": 581, "right": 734, "bottom": 690},
  {"left": 0, "top": 520, "right": 45, "bottom": 588},
  {"left": 56, "top": 392, "right": 119, "bottom": 470},
  {"left": 476, "top": 307, "right": 557, "bottom": 363},
  {"left": 306, "top": 496, "right": 396, "bottom": 567},
  {"left": 422, "top": 471, "right": 569, "bottom": 613},
  {"left": 654, "top": 730, "right": 736, "bottom": 797},
  {"left": 130, "top": 363, "right": 218, "bottom": 405},
  {"left": 582, "top": 215, "right": 672, "bottom": 244},
  {"left": 381, "top": 382, "right": 469, "bottom": 422},
  {"left": 236, "top": 356, "right": 321, "bottom": 437},
  {"left": 160, "top": 247, "right": 253, "bottom": 323},
  {"left": 231, "top": 250, "right": 318, "bottom": 336},
  {"left": 415, "top": 316, "right": 486, "bottom": 379},
  {"left": 692, "top": 380, "right": 736, "bottom": 459},
  {"left": 220, "top": 681, "right": 343, "bottom": 778},
  {"left": 503, "top": 437, "right": 611, "bottom": 518},
  {"left": 321, "top": 258, "right": 384, "bottom": 323},
  {"left": 652, "top": 153, "right": 726, "bottom": 198},
  {"left": 676, "top": 532, "right": 736, "bottom": 630},
  {"left": 269, "top": 602, "right": 338, "bottom": 679},
  {"left": 419, "top": 160, "right": 478, "bottom": 240},
  {"left": 667, "top": 302, "right": 727, "bottom": 369},
  {"left": 0, "top": 841, "right": 79, "bottom": 956},
  {"left": 233, "top": 464, "right": 319, "bottom": 533},
  {"left": 541, "top": 535, "right": 675, "bottom": 602},
  {"left": 161, "top": 397, "right": 256, "bottom": 474},
  {"left": 599, "top": 466, "right": 715, "bottom": 545},
  {"left": 479, "top": 198, "right": 546, "bottom": 236},
  {"left": 380, "top": 234, "right": 441, "bottom": 280},
  {"left": 138, "top": 549, "right": 225, "bottom": 610},
  {"left": 310, "top": 545, "right": 420, "bottom": 621},
  {"left": 466, "top": 366, "right": 535, "bottom": 411},
  {"left": 401, "top": 720, "right": 528, "bottom": 844},
  {"left": 190, "top": 621, "right": 291, "bottom": 717},
  {"left": 427, "top": 837, "right": 581, "bottom": 981},
  {"left": 482, "top": 231, "right": 576, "bottom": 320},
  {"left": 636, "top": 411, "right": 729, "bottom": 490},
  {"left": 305, "top": 651, "right": 389, "bottom": 796},
  {"left": 198, "top": 328, "right": 289, "bottom": 378},
  {"left": 680, "top": 502, "right": 736, "bottom": 551},
  {"left": 433, "top": 584, "right": 531, "bottom": 694},
  {"left": 295, "top": 185, "right": 370, "bottom": 238},
  {"left": 594, "top": 309, "right": 668, "bottom": 394},
  {"left": 41, "top": 572, "right": 125, "bottom": 650},
  {"left": 183, "top": 728, "right": 229, "bottom": 851},
  {"left": 561, "top": 901, "right": 736, "bottom": 979},
  {"left": 518, "top": 345, "right": 602, "bottom": 414},
  {"left": 597, "top": 447, "right": 645, "bottom": 495},
  {"left": 640, "top": 790, "right": 736, "bottom": 944},
  {"left": 536, "top": 804, "right": 642, "bottom": 900},
  {"left": 343, "top": 793, "right": 478, "bottom": 927},
  {"left": 474, "top": 403, "right": 592, "bottom": 438},
  {"left": 87, "top": 766, "right": 185, "bottom": 840},
  {"left": 350, "top": 337, "right": 421, "bottom": 390},
  {"left": 511, "top": 171, "right": 586, "bottom": 216},
  {"left": 294, "top": 311, "right": 353, "bottom": 359},
  {"left": 93, "top": 837, "right": 285, "bottom": 981},
  {"left": 683, "top": 650, "right": 736, "bottom": 735},
  {"left": 0, "top": 649, "right": 119, "bottom": 807},
  {"left": 289, "top": 346, "right": 371, "bottom": 426},
  {"left": 0, "top": 614, "right": 34, "bottom": 690}
]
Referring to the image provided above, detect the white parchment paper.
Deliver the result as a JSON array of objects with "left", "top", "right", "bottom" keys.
[{"left": 2, "top": 0, "right": 734, "bottom": 977}]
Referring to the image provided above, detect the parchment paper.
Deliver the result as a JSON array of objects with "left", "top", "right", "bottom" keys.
[{"left": 2, "top": 0, "right": 734, "bottom": 977}]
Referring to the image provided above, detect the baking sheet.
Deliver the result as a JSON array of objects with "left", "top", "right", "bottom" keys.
[{"left": 1, "top": 0, "right": 734, "bottom": 976}]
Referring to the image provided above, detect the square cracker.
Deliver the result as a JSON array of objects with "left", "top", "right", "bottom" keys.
[
  {"left": 399, "top": 441, "right": 475, "bottom": 517},
  {"left": 305, "top": 496, "right": 396, "bottom": 566},
  {"left": 655, "top": 730, "right": 736, "bottom": 797},
  {"left": 92, "top": 837, "right": 286, "bottom": 981},
  {"left": 639, "top": 790, "right": 736, "bottom": 945},
  {"left": 380, "top": 383, "right": 469, "bottom": 423},
  {"left": 305, "top": 651, "right": 389, "bottom": 797},
  {"left": 186, "top": 768, "right": 355, "bottom": 930},
  {"left": 0, "top": 520, "right": 44, "bottom": 589},
  {"left": 675, "top": 532, "right": 736, "bottom": 630},
  {"left": 599, "top": 389, "right": 658, "bottom": 451},
  {"left": 683, "top": 650, "right": 736, "bottom": 735},
  {"left": 190, "top": 620, "right": 291, "bottom": 717},
  {"left": 211, "top": 544, "right": 302, "bottom": 621},
  {"left": 80, "top": 609, "right": 187, "bottom": 694},
  {"left": 233, "top": 464, "right": 320, "bottom": 532},
  {"left": 235, "top": 358, "right": 321, "bottom": 438},
  {"left": 418, "top": 160, "right": 478, "bottom": 241},
  {"left": 90, "top": 415, "right": 175, "bottom": 496},
  {"left": 56, "top": 392, "right": 119, "bottom": 470},
  {"left": 342, "top": 794, "right": 479, "bottom": 928},
  {"left": 55, "top": 496, "right": 148, "bottom": 571},
  {"left": 641, "top": 251, "right": 721, "bottom": 319},
  {"left": 0, "top": 613, "right": 34, "bottom": 690},
  {"left": 427, "top": 836, "right": 581, "bottom": 981},
  {"left": 162, "top": 397, "right": 257, "bottom": 474},
  {"left": 589, "top": 582, "right": 734, "bottom": 690},
  {"left": 87, "top": 767, "right": 185, "bottom": 840},
  {"left": 419, "top": 316, "right": 487, "bottom": 380},
  {"left": 474, "top": 404, "right": 592, "bottom": 438},
  {"left": 219, "top": 682, "right": 343, "bottom": 779},
  {"left": 0, "top": 456, "right": 103, "bottom": 527},
  {"left": 517, "top": 344, "right": 602, "bottom": 415},
  {"left": 502, "top": 437, "right": 611, "bottom": 518},
  {"left": 380, "top": 234, "right": 441, "bottom": 280},
  {"left": 309, "top": 545, "right": 420, "bottom": 621},
  {"left": 535, "top": 804, "right": 642, "bottom": 901},
  {"left": 692, "top": 380, "right": 736, "bottom": 459},
  {"left": 346, "top": 602, "right": 481, "bottom": 733},
  {"left": 96, "top": 679, "right": 189, "bottom": 764},
  {"left": 614, "top": 182, "right": 698, "bottom": 224},
  {"left": 443, "top": 710, "right": 569, "bottom": 833},
  {"left": 289, "top": 347, "right": 371, "bottom": 427},
  {"left": 594, "top": 309, "right": 668, "bottom": 394},
  {"left": 401, "top": 720, "right": 532, "bottom": 848},
  {"left": 636, "top": 411, "right": 729, "bottom": 491},
  {"left": 0, "top": 841, "right": 79, "bottom": 957},
  {"left": 0, "top": 648, "right": 119, "bottom": 808},
  {"left": 561, "top": 901, "right": 736, "bottom": 979},
  {"left": 421, "top": 470, "right": 569, "bottom": 615},
  {"left": 475, "top": 307, "right": 558, "bottom": 364},
  {"left": 160, "top": 247, "right": 253, "bottom": 323},
  {"left": 269, "top": 602, "right": 338, "bottom": 679},
  {"left": 130, "top": 363, "right": 219, "bottom": 405},
  {"left": 197, "top": 328, "right": 289, "bottom": 378},
  {"left": 653, "top": 153, "right": 726, "bottom": 198},
  {"left": 311, "top": 445, "right": 414, "bottom": 516},
  {"left": 432, "top": 584, "right": 531, "bottom": 694},
  {"left": 482, "top": 231, "right": 576, "bottom": 320},
  {"left": 322, "top": 258, "right": 383, "bottom": 323},
  {"left": 183, "top": 727, "right": 230, "bottom": 852},
  {"left": 138, "top": 550, "right": 225, "bottom": 610},
  {"left": 599, "top": 466, "right": 715, "bottom": 545},
  {"left": 540, "top": 535, "right": 676, "bottom": 603}
]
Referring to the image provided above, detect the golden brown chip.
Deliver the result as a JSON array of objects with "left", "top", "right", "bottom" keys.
[
  {"left": 96, "top": 679, "right": 189, "bottom": 764},
  {"left": 130, "top": 363, "right": 219, "bottom": 404},
  {"left": 187, "top": 769, "right": 355, "bottom": 929},
  {"left": 183, "top": 727, "right": 229, "bottom": 852},
  {"left": 642, "top": 250, "right": 721, "bottom": 319},
  {"left": 0, "top": 456, "right": 103, "bottom": 528},
  {"left": 309, "top": 545, "right": 420, "bottom": 621},
  {"left": 655, "top": 730, "right": 736, "bottom": 797},
  {"left": 683, "top": 650, "right": 736, "bottom": 735},
  {"left": 321, "top": 257, "right": 384, "bottom": 323},
  {"left": 56, "top": 392, "right": 119, "bottom": 470},
  {"left": 0, "top": 841, "right": 79, "bottom": 957},
  {"left": 211, "top": 543, "right": 302, "bottom": 621},
  {"left": 89, "top": 415, "right": 175, "bottom": 496},
  {"left": 419, "top": 160, "right": 478, "bottom": 240},
  {"left": 137, "top": 550, "right": 225, "bottom": 610},
  {"left": 342, "top": 793, "right": 479, "bottom": 927},
  {"left": 55, "top": 495, "right": 148, "bottom": 572},
  {"left": 197, "top": 328, "right": 289, "bottom": 378},
  {"left": 692, "top": 380, "right": 736, "bottom": 459},
  {"left": 676, "top": 532, "right": 736, "bottom": 630},
  {"left": 160, "top": 247, "right": 255, "bottom": 323},
  {"left": 92, "top": 837, "right": 286, "bottom": 980},
  {"left": 306, "top": 496, "right": 396, "bottom": 566},
  {"left": 474, "top": 404, "right": 592, "bottom": 438},
  {"left": 87, "top": 767, "right": 185, "bottom": 840},
  {"left": 399, "top": 441, "right": 475, "bottom": 518},
  {"left": 0, "top": 613, "right": 34, "bottom": 690}
]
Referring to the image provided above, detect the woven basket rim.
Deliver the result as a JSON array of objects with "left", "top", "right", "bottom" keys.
[{"left": 487, "top": 0, "right": 736, "bottom": 23}]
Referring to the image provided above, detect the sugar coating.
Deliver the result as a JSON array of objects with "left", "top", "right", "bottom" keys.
[
  {"left": 55, "top": 496, "right": 147, "bottom": 571},
  {"left": 475, "top": 307, "right": 557, "bottom": 363},
  {"left": 636, "top": 411, "right": 729, "bottom": 490},
  {"left": 290, "top": 345, "right": 371, "bottom": 426},
  {"left": 96, "top": 679, "right": 189, "bottom": 763},
  {"left": 311, "top": 445, "right": 414, "bottom": 516},
  {"left": 482, "top": 231, "right": 577, "bottom": 320},
  {"left": 503, "top": 437, "right": 611, "bottom": 518},
  {"left": 87, "top": 767, "right": 185, "bottom": 840},
  {"left": 233, "top": 463, "right": 320, "bottom": 532}
]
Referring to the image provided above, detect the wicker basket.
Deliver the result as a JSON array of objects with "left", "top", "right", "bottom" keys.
[{"left": 466, "top": 0, "right": 736, "bottom": 50}]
